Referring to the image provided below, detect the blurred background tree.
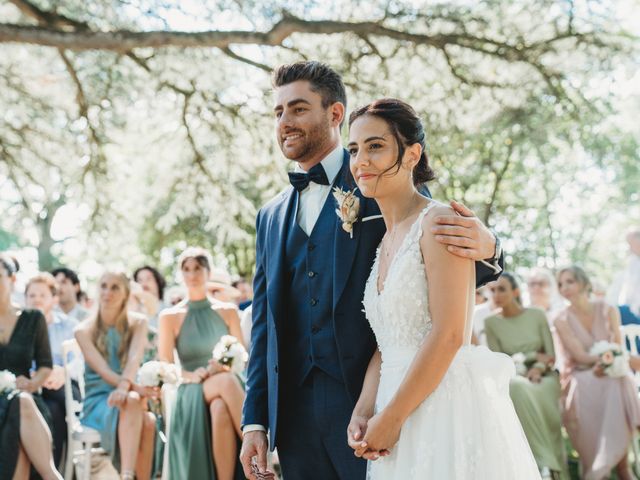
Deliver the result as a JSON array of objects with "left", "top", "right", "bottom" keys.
[{"left": 0, "top": 0, "right": 638, "bottom": 284}]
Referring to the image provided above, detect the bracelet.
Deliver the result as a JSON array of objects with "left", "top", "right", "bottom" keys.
[{"left": 117, "top": 378, "right": 131, "bottom": 390}]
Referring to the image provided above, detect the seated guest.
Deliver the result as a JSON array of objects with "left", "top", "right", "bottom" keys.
[
  {"left": 526, "top": 268, "right": 566, "bottom": 319},
  {"left": 485, "top": 273, "right": 567, "bottom": 479},
  {"left": 554, "top": 266, "right": 640, "bottom": 480},
  {"left": 51, "top": 267, "right": 88, "bottom": 322},
  {"left": 207, "top": 267, "right": 242, "bottom": 304},
  {"left": 24, "top": 272, "right": 79, "bottom": 469},
  {"left": 232, "top": 277, "right": 254, "bottom": 311},
  {"left": 472, "top": 282, "right": 497, "bottom": 346},
  {"left": 133, "top": 265, "right": 167, "bottom": 329},
  {"left": 0, "top": 254, "right": 62, "bottom": 479},
  {"left": 159, "top": 247, "right": 246, "bottom": 480},
  {"left": 75, "top": 271, "right": 156, "bottom": 480}
]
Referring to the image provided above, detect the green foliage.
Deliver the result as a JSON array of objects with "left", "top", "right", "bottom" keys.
[{"left": 0, "top": 0, "right": 638, "bottom": 281}]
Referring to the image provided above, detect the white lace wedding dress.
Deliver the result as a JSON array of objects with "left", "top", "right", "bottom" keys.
[{"left": 364, "top": 203, "right": 541, "bottom": 479}]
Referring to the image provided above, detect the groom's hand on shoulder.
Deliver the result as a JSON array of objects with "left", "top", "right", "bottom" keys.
[{"left": 431, "top": 200, "right": 496, "bottom": 260}]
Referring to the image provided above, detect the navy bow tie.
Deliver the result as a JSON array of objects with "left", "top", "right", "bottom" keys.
[{"left": 288, "top": 163, "right": 330, "bottom": 192}]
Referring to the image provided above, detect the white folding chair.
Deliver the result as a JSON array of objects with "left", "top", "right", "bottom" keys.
[
  {"left": 620, "top": 325, "right": 640, "bottom": 476},
  {"left": 62, "top": 339, "right": 103, "bottom": 480}
]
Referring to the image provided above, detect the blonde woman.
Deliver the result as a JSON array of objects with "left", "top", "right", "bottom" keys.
[{"left": 75, "top": 272, "right": 156, "bottom": 480}]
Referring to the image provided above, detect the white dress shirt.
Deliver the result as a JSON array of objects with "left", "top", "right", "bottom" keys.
[
  {"left": 294, "top": 144, "right": 344, "bottom": 235},
  {"left": 243, "top": 145, "right": 344, "bottom": 437}
]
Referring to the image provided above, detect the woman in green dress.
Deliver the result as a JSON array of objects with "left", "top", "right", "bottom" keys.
[
  {"left": 75, "top": 271, "right": 157, "bottom": 480},
  {"left": 159, "top": 247, "right": 246, "bottom": 480},
  {"left": 485, "top": 273, "right": 568, "bottom": 480}
]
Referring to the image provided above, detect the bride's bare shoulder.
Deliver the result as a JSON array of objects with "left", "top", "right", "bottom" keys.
[{"left": 420, "top": 201, "right": 454, "bottom": 231}]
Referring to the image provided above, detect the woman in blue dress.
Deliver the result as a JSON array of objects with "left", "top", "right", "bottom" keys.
[{"left": 75, "top": 271, "right": 156, "bottom": 480}]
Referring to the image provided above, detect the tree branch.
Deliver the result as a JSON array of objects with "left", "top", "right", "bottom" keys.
[
  {"left": 7, "top": 0, "right": 89, "bottom": 30},
  {"left": 220, "top": 46, "right": 271, "bottom": 72},
  {"left": 0, "top": 13, "right": 580, "bottom": 63}
]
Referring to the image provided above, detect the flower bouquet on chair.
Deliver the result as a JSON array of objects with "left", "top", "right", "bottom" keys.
[
  {"left": 212, "top": 335, "right": 248, "bottom": 375},
  {"left": 590, "top": 341, "right": 631, "bottom": 378}
]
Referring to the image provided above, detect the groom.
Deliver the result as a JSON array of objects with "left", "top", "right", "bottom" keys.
[{"left": 240, "top": 61, "right": 503, "bottom": 480}]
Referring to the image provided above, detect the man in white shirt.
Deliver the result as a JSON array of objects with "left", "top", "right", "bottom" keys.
[{"left": 51, "top": 267, "right": 89, "bottom": 322}]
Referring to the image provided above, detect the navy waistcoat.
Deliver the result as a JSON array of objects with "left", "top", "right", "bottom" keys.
[{"left": 281, "top": 191, "right": 342, "bottom": 385}]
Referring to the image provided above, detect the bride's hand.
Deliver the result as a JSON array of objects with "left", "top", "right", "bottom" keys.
[{"left": 360, "top": 410, "right": 402, "bottom": 458}]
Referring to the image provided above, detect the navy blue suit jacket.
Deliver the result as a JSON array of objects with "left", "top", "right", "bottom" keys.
[{"left": 242, "top": 151, "right": 503, "bottom": 448}]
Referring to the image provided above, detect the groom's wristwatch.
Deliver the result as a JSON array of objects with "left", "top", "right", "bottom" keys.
[{"left": 480, "top": 230, "right": 502, "bottom": 275}]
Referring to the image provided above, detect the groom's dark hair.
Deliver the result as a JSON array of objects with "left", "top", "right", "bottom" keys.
[{"left": 272, "top": 61, "right": 347, "bottom": 111}]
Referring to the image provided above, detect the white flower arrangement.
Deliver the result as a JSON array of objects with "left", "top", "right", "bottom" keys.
[
  {"left": 212, "top": 335, "right": 249, "bottom": 375},
  {"left": 137, "top": 361, "right": 180, "bottom": 387},
  {"left": 333, "top": 187, "right": 360, "bottom": 238},
  {"left": 511, "top": 352, "right": 528, "bottom": 376},
  {"left": 589, "top": 341, "right": 630, "bottom": 378},
  {"left": 0, "top": 370, "right": 17, "bottom": 393}
]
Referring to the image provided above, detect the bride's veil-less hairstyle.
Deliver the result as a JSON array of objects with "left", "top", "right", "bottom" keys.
[
  {"left": 348, "top": 98, "right": 436, "bottom": 187},
  {"left": 91, "top": 271, "right": 134, "bottom": 366}
]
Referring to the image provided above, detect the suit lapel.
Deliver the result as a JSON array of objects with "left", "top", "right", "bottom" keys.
[
  {"left": 333, "top": 150, "right": 364, "bottom": 309},
  {"left": 266, "top": 186, "right": 297, "bottom": 323}
]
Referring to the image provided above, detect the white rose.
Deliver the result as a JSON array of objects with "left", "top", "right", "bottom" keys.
[
  {"left": 0, "top": 370, "right": 16, "bottom": 393},
  {"left": 160, "top": 363, "right": 180, "bottom": 384},
  {"left": 138, "top": 361, "right": 161, "bottom": 387},
  {"left": 607, "top": 355, "right": 631, "bottom": 378}
]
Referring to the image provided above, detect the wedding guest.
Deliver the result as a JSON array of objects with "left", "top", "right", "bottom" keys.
[
  {"left": 51, "top": 267, "right": 88, "bottom": 321},
  {"left": 553, "top": 265, "right": 640, "bottom": 480},
  {"left": 75, "top": 271, "right": 156, "bottom": 480},
  {"left": 472, "top": 281, "right": 497, "bottom": 346},
  {"left": 619, "top": 230, "right": 640, "bottom": 325},
  {"left": 24, "top": 272, "right": 79, "bottom": 469},
  {"left": 0, "top": 254, "right": 62, "bottom": 480},
  {"left": 526, "top": 268, "right": 565, "bottom": 319},
  {"left": 133, "top": 265, "right": 167, "bottom": 328},
  {"left": 485, "top": 273, "right": 567, "bottom": 479},
  {"left": 78, "top": 290, "right": 93, "bottom": 310},
  {"left": 158, "top": 247, "right": 246, "bottom": 480},
  {"left": 207, "top": 267, "right": 242, "bottom": 304},
  {"left": 166, "top": 286, "right": 186, "bottom": 306},
  {"left": 233, "top": 277, "right": 253, "bottom": 311}
]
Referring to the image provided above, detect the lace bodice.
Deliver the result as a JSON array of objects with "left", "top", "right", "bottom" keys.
[{"left": 363, "top": 203, "right": 437, "bottom": 352}]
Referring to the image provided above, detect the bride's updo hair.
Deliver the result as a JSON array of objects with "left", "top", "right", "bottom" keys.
[{"left": 348, "top": 98, "right": 435, "bottom": 186}]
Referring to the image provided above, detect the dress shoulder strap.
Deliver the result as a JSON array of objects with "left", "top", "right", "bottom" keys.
[{"left": 408, "top": 201, "right": 439, "bottom": 244}]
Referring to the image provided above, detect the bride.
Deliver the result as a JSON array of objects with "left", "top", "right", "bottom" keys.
[{"left": 345, "top": 98, "right": 541, "bottom": 479}]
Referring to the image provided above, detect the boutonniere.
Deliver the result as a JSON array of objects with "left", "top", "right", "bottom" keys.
[{"left": 333, "top": 187, "right": 360, "bottom": 238}]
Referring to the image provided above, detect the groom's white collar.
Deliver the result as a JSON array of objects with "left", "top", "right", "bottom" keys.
[{"left": 293, "top": 144, "right": 344, "bottom": 185}]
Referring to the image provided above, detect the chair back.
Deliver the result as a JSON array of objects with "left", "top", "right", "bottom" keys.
[
  {"left": 621, "top": 325, "right": 640, "bottom": 386},
  {"left": 622, "top": 325, "right": 640, "bottom": 356},
  {"left": 62, "top": 339, "right": 85, "bottom": 425}
]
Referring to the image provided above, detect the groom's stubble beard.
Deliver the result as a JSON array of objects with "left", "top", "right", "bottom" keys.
[{"left": 280, "top": 116, "right": 333, "bottom": 166}]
